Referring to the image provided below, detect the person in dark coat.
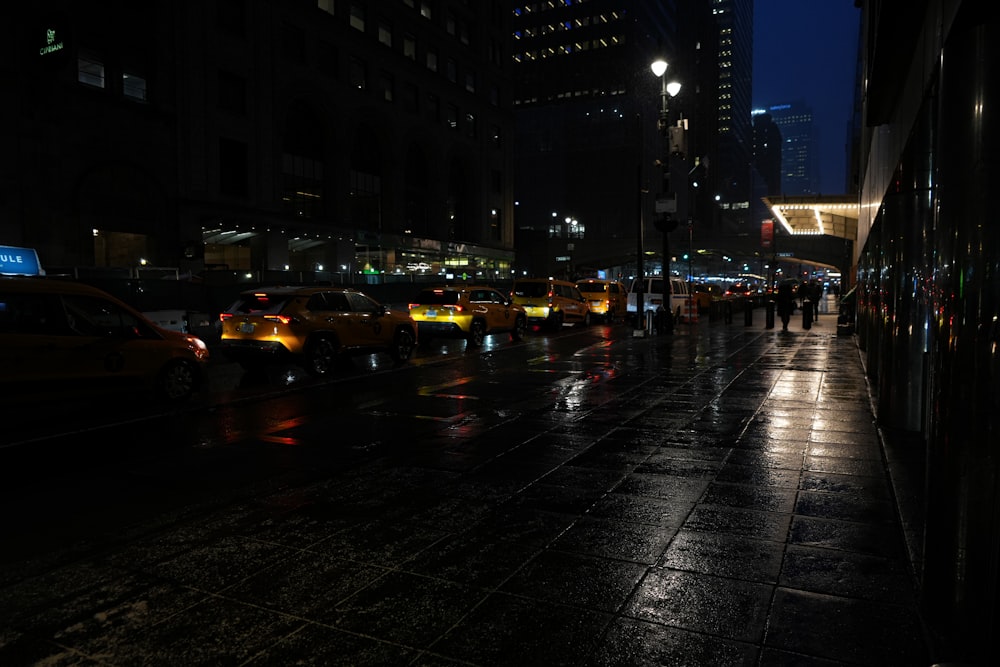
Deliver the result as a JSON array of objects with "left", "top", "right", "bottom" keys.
[{"left": 776, "top": 281, "right": 795, "bottom": 331}]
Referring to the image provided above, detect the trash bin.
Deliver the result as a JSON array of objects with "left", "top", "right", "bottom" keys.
[
  {"left": 802, "top": 299, "right": 812, "bottom": 330},
  {"left": 766, "top": 300, "right": 775, "bottom": 329}
]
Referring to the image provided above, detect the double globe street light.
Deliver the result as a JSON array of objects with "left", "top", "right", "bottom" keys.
[{"left": 650, "top": 58, "right": 681, "bottom": 334}]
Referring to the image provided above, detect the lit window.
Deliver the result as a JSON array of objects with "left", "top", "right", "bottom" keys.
[
  {"left": 317, "top": 0, "right": 334, "bottom": 16},
  {"left": 78, "top": 54, "right": 105, "bottom": 88},
  {"left": 349, "top": 4, "right": 364, "bottom": 31},
  {"left": 122, "top": 72, "right": 147, "bottom": 102}
]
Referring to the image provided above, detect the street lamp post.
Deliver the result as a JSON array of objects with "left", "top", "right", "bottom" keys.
[{"left": 651, "top": 58, "right": 681, "bottom": 334}]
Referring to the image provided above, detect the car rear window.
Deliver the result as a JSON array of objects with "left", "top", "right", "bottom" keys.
[
  {"left": 577, "top": 282, "right": 607, "bottom": 293},
  {"left": 513, "top": 282, "right": 548, "bottom": 298},
  {"left": 228, "top": 293, "right": 293, "bottom": 315},
  {"left": 415, "top": 290, "right": 460, "bottom": 306}
]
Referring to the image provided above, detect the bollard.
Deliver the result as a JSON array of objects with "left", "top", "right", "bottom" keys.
[
  {"left": 645, "top": 310, "right": 655, "bottom": 335},
  {"left": 766, "top": 300, "right": 775, "bottom": 329},
  {"left": 744, "top": 300, "right": 753, "bottom": 326},
  {"left": 802, "top": 299, "right": 812, "bottom": 330}
]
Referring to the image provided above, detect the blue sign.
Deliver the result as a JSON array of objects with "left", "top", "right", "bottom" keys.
[{"left": 0, "top": 246, "right": 43, "bottom": 276}]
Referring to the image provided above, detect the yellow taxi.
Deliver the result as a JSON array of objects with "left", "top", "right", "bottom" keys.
[
  {"left": 0, "top": 277, "right": 210, "bottom": 402},
  {"left": 408, "top": 284, "right": 527, "bottom": 347},
  {"left": 510, "top": 277, "right": 592, "bottom": 330},
  {"left": 575, "top": 278, "right": 628, "bottom": 323},
  {"left": 218, "top": 285, "right": 417, "bottom": 375}
]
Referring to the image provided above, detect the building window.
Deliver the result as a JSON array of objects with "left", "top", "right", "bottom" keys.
[
  {"left": 464, "top": 71, "right": 475, "bottom": 93},
  {"left": 282, "top": 23, "right": 305, "bottom": 63},
  {"left": 317, "top": 0, "right": 334, "bottom": 16},
  {"left": 401, "top": 81, "right": 418, "bottom": 113},
  {"left": 446, "top": 13, "right": 456, "bottom": 36},
  {"left": 218, "top": 70, "right": 246, "bottom": 115},
  {"left": 426, "top": 94, "right": 439, "bottom": 122},
  {"left": 349, "top": 56, "right": 366, "bottom": 90},
  {"left": 491, "top": 125, "right": 501, "bottom": 149},
  {"left": 122, "top": 72, "right": 147, "bottom": 102},
  {"left": 219, "top": 138, "right": 249, "bottom": 198},
  {"left": 447, "top": 104, "right": 459, "bottom": 130},
  {"left": 419, "top": 2, "right": 432, "bottom": 20},
  {"left": 378, "top": 21, "right": 392, "bottom": 47},
  {"left": 465, "top": 112, "right": 476, "bottom": 138},
  {"left": 446, "top": 57, "right": 457, "bottom": 83},
  {"left": 349, "top": 4, "right": 365, "bottom": 32},
  {"left": 403, "top": 33, "right": 416, "bottom": 60},
  {"left": 77, "top": 53, "right": 105, "bottom": 88},
  {"left": 426, "top": 48, "right": 438, "bottom": 72},
  {"left": 489, "top": 207, "right": 501, "bottom": 240},
  {"left": 380, "top": 72, "right": 393, "bottom": 103},
  {"left": 318, "top": 40, "right": 338, "bottom": 77},
  {"left": 217, "top": 0, "right": 246, "bottom": 36}
]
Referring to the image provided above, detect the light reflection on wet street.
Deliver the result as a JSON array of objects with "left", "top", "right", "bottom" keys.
[{"left": 0, "top": 316, "right": 930, "bottom": 666}]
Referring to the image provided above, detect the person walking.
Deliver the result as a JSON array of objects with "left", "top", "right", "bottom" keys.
[{"left": 776, "top": 281, "right": 795, "bottom": 331}]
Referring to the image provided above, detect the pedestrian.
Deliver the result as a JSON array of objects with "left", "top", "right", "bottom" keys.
[
  {"left": 776, "top": 281, "right": 794, "bottom": 331},
  {"left": 811, "top": 280, "right": 824, "bottom": 319}
]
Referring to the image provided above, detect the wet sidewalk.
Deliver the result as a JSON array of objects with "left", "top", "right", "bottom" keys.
[{"left": 0, "top": 301, "right": 933, "bottom": 666}]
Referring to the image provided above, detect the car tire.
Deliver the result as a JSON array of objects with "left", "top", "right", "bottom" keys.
[
  {"left": 467, "top": 320, "right": 486, "bottom": 347},
  {"left": 605, "top": 309, "right": 616, "bottom": 324},
  {"left": 548, "top": 311, "right": 564, "bottom": 331},
  {"left": 580, "top": 312, "right": 592, "bottom": 327},
  {"left": 304, "top": 336, "right": 339, "bottom": 376},
  {"left": 511, "top": 315, "right": 527, "bottom": 341},
  {"left": 390, "top": 328, "right": 415, "bottom": 363},
  {"left": 155, "top": 359, "right": 198, "bottom": 402}
]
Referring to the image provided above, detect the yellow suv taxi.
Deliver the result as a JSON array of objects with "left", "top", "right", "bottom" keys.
[
  {"left": 408, "top": 284, "right": 527, "bottom": 347},
  {"left": 575, "top": 278, "right": 628, "bottom": 323},
  {"left": 0, "top": 277, "right": 210, "bottom": 402},
  {"left": 510, "top": 277, "right": 592, "bottom": 330},
  {"left": 218, "top": 285, "right": 417, "bottom": 375}
]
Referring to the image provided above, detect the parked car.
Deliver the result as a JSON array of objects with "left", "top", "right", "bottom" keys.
[
  {"left": 218, "top": 285, "right": 417, "bottom": 375},
  {"left": 408, "top": 284, "right": 527, "bottom": 347},
  {"left": 0, "top": 276, "right": 210, "bottom": 402},
  {"left": 689, "top": 282, "right": 722, "bottom": 313},
  {"left": 510, "top": 278, "right": 592, "bottom": 330},
  {"left": 575, "top": 278, "right": 628, "bottom": 323},
  {"left": 626, "top": 276, "right": 689, "bottom": 324}
]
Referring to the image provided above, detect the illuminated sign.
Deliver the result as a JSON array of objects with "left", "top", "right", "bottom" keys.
[
  {"left": 0, "top": 246, "right": 44, "bottom": 276},
  {"left": 39, "top": 28, "right": 65, "bottom": 56}
]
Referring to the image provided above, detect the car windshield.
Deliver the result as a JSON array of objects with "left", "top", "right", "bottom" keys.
[
  {"left": 513, "top": 282, "right": 548, "bottom": 298},
  {"left": 577, "top": 283, "right": 606, "bottom": 293},
  {"left": 414, "top": 290, "right": 460, "bottom": 306}
]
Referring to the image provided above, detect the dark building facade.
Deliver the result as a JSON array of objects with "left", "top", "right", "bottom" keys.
[
  {"left": 4, "top": 1, "right": 515, "bottom": 283},
  {"left": 855, "top": 0, "right": 1000, "bottom": 661},
  {"left": 510, "top": 0, "right": 754, "bottom": 281}
]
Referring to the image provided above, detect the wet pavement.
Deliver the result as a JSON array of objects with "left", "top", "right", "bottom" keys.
[{"left": 0, "top": 295, "right": 934, "bottom": 666}]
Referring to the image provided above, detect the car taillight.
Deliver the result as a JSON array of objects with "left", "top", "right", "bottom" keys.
[
  {"left": 219, "top": 313, "right": 233, "bottom": 321},
  {"left": 264, "top": 314, "right": 293, "bottom": 324}
]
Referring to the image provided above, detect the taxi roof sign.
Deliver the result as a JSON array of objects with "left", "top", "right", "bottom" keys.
[{"left": 0, "top": 246, "right": 44, "bottom": 276}]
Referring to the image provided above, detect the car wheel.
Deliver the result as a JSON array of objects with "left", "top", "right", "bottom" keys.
[
  {"left": 468, "top": 319, "right": 486, "bottom": 347},
  {"left": 580, "top": 311, "right": 592, "bottom": 327},
  {"left": 548, "top": 311, "right": 564, "bottom": 331},
  {"left": 156, "top": 359, "right": 198, "bottom": 402},
  {"left": 304, "top": 337, "right": 339, "bottom": 376},
  {"left": 511, "top": 315, "right": 527, "bottom": 341},
  {"left": 390, "top": 328, "right": 415, "bottom": 363},
  {"left": 605, "top": 309, "right": 616, "bottom": 324}
]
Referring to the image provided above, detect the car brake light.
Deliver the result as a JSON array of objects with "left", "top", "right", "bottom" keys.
[
  {"left": 264, "top": 314, "right": 293, "bottom": 324},
  {"left": 219, "top": 313, "right": 233, "bottom": 321}
]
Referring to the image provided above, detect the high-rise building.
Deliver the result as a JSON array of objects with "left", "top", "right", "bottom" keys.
[
  {"left": 4, "top": 1, "right": 516, "bottom": 283},
  {"left": 510, "top": 0, "right": 755, "bottom": 279},
  {"left": 760, "top": 101, "right": 820, "bottom": 195}
]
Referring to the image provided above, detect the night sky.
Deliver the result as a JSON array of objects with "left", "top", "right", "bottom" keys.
[{"left": 753, "top": 0, "right": 862, "bottom": 194}]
